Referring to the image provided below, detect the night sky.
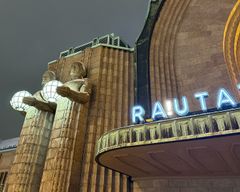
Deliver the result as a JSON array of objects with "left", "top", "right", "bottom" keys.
[{"left": 0, "top": 0, "right": 149, "bottom": 139}]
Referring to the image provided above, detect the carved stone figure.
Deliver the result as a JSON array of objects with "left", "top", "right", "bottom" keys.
[
  {"left": 23, "top": 70, "right": 57, "bottom": 112},
  {"left": 5, "top": 71, "right": 56, "bottom": 192},
  {"left": 40, "top": 62, "right": 91, "bottom": 192},
  {"left": 57, "top": 62, "right": 91, "bottom": 103}
]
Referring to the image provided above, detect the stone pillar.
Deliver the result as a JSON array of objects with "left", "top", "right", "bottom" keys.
[
  {"left": 39, "top": 97, "right": 89, "bottom": 192},
  {"left": 40, "top": 62, "right": 90, "bottom": 192},
  {"left": 5, "top": 106, "right": 54, "bottom": 192},
  {"left": 46, "top": 47, "right": 134, "bottom": 192}
]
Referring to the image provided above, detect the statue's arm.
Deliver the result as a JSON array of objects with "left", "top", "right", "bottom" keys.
[
  {"left": 57, "top": 79, "right": 91, "bottom": 104},
  {"left": 23, "top": 96, "right": 56, "bottom": 112},
  {"left": 80, "top": 79, "right": 91, "bottom": 94},
  {"left": 77, "top": 79, "right": 91, "bottom": 103}
]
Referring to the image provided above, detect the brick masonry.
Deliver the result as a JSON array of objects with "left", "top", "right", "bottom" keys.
[{"left": 150, "top": 0, "right": 238, "bottom": 111}]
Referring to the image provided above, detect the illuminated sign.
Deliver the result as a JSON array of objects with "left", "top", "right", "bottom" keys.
[{"left": 132, "top": 86, "right": 240, "bottom": 124}]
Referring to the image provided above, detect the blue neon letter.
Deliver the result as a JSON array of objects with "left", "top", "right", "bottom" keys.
[
  {"left": 217, "top": 88, "right": 237, "bottom": 109},
  {"left": 173, "top": 96, "right": 189, "bottom": 116},
  {"left": 194, "top": 92, "right": 209, "bottom": 112},
  {"left": 132, "top": 106, "right": 145, "bottom": 123},
  {"left": 152, "top": 102, "right": 167, "bottom": 120}
]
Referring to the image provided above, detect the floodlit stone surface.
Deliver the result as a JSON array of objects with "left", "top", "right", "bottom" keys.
[
  {"left": 5, "top": 107, "right": 54, "bottom": 192},
  {"left": 1, "top": 0, "right": 240, "bottom": 191},
  {"left": 5, "top": 71, "right": 56, "bottom": 192},
  {"left": 39, "top": 47, "right": 134, "bottom": 191}
]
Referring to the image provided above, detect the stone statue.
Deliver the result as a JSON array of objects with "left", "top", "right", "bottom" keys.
[
  {"left": 5, "top": 71, "right": 57, "bottom": 192},
  {"left": 57, "top": 62, "right": 91, "bottom": 103},
  {"left": 23, "top": 70, "right": 56, "bottom": 112},
  {"left": 39, "top": 62, "right": 91, "bottom": 192}
]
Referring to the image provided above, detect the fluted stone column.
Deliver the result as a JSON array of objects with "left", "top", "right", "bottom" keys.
[
  {"left": 5, "top": 70, "right": 57, "bottom": 192},
  {"left": 5, "top": 106, "right": 54, "bottom": 192},
  {"left": 40, "top": 62, "right": 90, "bottom": 192},
  {"left": 45, "top": 46, "right": 134, "bottom": 191}
]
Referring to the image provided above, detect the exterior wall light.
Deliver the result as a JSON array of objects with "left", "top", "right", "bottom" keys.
[
  {"left": 42, "top": 80, "right": 63, "bottom": 103},
  {"left": 10, "top": 91, "right": 32, "bottom": 111}
]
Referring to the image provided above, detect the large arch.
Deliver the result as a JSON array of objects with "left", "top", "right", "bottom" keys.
[
  {"left": 223, "top": 0, "right": 240, "bottom": 89},
  {"left": 148, "top": 0, "right": 237, "bottom": 111}
]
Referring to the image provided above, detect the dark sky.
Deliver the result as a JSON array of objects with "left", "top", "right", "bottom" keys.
[{"left": 0, "top": 0, "right": 149, "bottom": 139}]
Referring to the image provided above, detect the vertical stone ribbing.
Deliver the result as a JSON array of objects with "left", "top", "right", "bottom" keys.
[
  {"left": 79, "top": 46, "right": 134, "bottom": 192},
  {"left": 69, "top": 101, "right": 90, "bottom": 191},
  {"left": 98, "top": 47, "right": 113, "bottom": 192},
  {"left": 46, "top": 46, "right": 134, "bottom": 192},
  {"left": 150, "top": 0, "right": 191, "bottom": 104},
  {"left": 6, "top": 107, "right": 54, "bottom": 192},
  {"left": 123, "top": 52, "right": 129, "bottom": 127},
  {"left": 158, "top": 0, "right": 176, "bottom": 99},
  {"left": 39, "top": 96, "right": 89, "bottom": 192},
  {"left": 114, "top": 50, "right": 124, "bottom": 192},
  {"left": 108, "top": 47, "right": 117, "bottom": 192},
  {"left": 90, "top": 47, "right": 109, "bottom": 191},
  {"left": 79, "top": 48, "right": 104, "bottom": 192},
  {"left": 169, "top": 0, "right": 191, "bottom": 98},
  {"left": 129, "top": 51, "right": 134, "bottom": 125},
  {"left": 174, "top": 0, "right": 236, "bottom": 110},
  {"left": 223, "top": 0, "right": 240, "bottom": 94},
  {"left": 151, "top": 0, "right": 173, "bottom": 101},
  {"left": 164, "top": 0, "right": 187, "bottom": 98}
]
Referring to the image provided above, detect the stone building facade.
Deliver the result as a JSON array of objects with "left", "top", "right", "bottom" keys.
[
  {"left": 0, "top": 138, "right": 17, "bottom": 192},
  {"left": 1, "top": 0, "right": 240, "bottom": 191}
]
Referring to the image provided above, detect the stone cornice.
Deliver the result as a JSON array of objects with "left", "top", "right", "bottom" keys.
[{"left": 96, "top": 108, "right": 240, "bottom": 158}]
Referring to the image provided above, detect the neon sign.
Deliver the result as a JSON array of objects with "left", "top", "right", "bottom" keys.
[{"left": 132, "top": 86, "right": 239, "bottom": 124}]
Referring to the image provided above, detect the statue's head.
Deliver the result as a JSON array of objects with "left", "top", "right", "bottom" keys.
[
  {"left": 41, "top": 70, "right": 56, "bottom": 86},
  {"left": 70, "top": 62, "right": 87, "bottom": 80}
]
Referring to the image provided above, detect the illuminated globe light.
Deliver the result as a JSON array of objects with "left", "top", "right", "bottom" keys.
[
  {"left": 10, "top": 91, "right": 32, "bottom": 111},
  {"left": 42, "top": 80, "right": 63, "bottom": 103}
]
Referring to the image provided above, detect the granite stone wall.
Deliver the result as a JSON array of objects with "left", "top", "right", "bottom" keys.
[
  {"left": 48, "top": 46, "right": 134, "bottom": 192},
  {"left": 149, "top": 0, "right": 237, "bottom": 111}
]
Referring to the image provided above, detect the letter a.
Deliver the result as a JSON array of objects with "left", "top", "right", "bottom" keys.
[
  {"left": 217, "top": 88, "right": 237, "bottom": 109},
  {"left": 152, "top": 102, "right": 167, "bottom": 120}
]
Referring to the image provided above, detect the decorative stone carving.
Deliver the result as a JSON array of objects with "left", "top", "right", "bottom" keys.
[
  {"left": 23, "top": 70, "right": 57, "bottom": 112},
  {"left": 96, "top": 108, "right": 240, "bottom": 156},
  {"left": 5, "top": 71, "right": 56, "bottom": 192},
  {"left": 39, "top": 62, "right": 91, "bottom": 192},
  {"left": 56, "top": 62, "right": 91, "bottom": 103}
]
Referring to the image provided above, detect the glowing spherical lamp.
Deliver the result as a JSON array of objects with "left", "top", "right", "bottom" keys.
[
  {"left": 42, "top": 80, "right": 63, "bottom": 103},
  {"left": 10, "top": 91, "right": 32, "bottom": 111}
]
